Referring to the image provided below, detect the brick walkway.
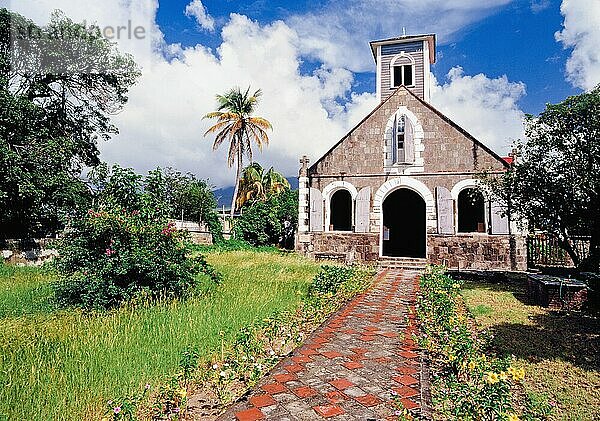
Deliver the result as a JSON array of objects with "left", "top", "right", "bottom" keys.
[{"left": 217, "top": 270, "right": 429, "bottom": 421}]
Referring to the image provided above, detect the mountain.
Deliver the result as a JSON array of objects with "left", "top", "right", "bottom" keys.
[{"left": 213, "top": 177, "right": 299, "bottom": 209}]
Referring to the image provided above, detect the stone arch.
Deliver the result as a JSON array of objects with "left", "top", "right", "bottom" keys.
[
  {"left": 450, "top": 178, "right": 481, "bottom": 201},
  {"left": 323, "top": 181, "right": 358, "bottom": 232},
  {"left": 374, "top": 177, "right": 436, "bottom": 257},
  {"left": 451, "top": 179, "right": 487, "bottom": 233},
  {"left": 374, "top": 177, "right": 434, "bottom": 210}
]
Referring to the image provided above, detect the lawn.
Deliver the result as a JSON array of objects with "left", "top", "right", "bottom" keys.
[
  {"left": 0, "top": 251, "right": 320, "bottom": 421},
  {"left": 462, "top": 280, "right": 600, "bottom": 420}
]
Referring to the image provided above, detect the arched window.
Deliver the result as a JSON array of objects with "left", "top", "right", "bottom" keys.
[
  {"left": 390, "top": 113, "right": 414, "bottom": 164},
  {"left": 330, "top": 190, "right": 352, "bottom": 231},
  {"left": 391, "top": 54, "right": 415, "bottom": 88},
  {"left": 457, "top": 188, "right": 485, "bottom": 233}
]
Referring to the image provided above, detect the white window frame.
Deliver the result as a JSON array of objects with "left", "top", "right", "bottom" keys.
[
  {"left": 322, "top": 181, "right": 359, "bottom": 233},
  {"left": 390, "top": 52, "right": 416, "bottom": 88}
]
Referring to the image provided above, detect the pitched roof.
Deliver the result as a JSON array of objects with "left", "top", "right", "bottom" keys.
[
  {"left": 369, "top": 34, "right": 436, "bottom": 64},
  {"left": 309, "top": 86, "right": 509, "bottom": 173}
]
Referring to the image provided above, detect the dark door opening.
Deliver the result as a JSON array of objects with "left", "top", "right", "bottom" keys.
[
  {"left": 330, "top": 190, "right": 352, "bottom": 231},
  {"left": 457, "top": 188, "right": 485, "bottom": 233},
  {"left": 382, "top": 188, "right": 426, "bottom": 258}
]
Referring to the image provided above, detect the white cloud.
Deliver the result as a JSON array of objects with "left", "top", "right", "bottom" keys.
[
  {"left": 288, "top": 0, "right": 513, "bottom": 72},
  {"left": 530, "top": 0, "right": 551, "bottom": 13},
  {"left": 430, "top": 67, "right": 526, "bottom": 155},
  {"left": 555, "top": 0, "right": 600, "bottom": 90},
  {"left": 5, "top": 0, "right": 527, "bottom": 187},
  {"left": 185, "top": 0, "right": 215, "bottom": 32}
]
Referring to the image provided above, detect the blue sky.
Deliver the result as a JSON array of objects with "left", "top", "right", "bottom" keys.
[
  {"left": 156, "top": 0, "right": 579, "bottom": 115},
  {"left": 6, "top": 0, "right": 599, "bottom": 186}
]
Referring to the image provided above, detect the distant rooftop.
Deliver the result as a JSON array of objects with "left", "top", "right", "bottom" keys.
[{"left": 369, "top": 34, "right": 436, "bottom": 64}]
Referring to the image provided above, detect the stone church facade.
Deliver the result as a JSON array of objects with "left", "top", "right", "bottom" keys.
[{"left": 296, "top": 34, "right": 526, "bottom": 271}]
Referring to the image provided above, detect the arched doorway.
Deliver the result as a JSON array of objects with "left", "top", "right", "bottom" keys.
[
  {"left": 382, "top": 188, "right": 426, "bottom": 258},
  {"left": 457, "top": 188, "right": 485, "bottom": 233},
  {"left": 330, "top": 190, "right": 352, "bottom": 231}
]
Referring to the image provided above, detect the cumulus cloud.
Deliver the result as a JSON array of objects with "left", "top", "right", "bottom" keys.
[
  {"left": 185, "top": 0, "right": 215, "bottom": 32},
  {"left": 288, "top": 0, "right": 512, "bottom": 72},
  {"left": 555, "top": 0, "right": 600, "bottom": 90},
  {"left": 6, "top": 0, "right": 527, "bottom": 187},
  {"left": 430, "top": 67, "right": 526, "bottom": 155}
]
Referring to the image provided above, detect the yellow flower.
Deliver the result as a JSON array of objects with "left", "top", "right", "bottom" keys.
[
  {"left": 507, "top": 414, "right": 520, "bottom": 421},
  {"left": 499, "top": 371, "right": 508, "bottom": 381},
  {"left": 468, "top": 361, "right": 476, "bottom": 371},
  {"left": 448, "top": 354, "right": 456, "bottom": 362},
  {"left": 485, "top": 372, "right": 500, "bottom": 384},
  {"left": 177, "top": 388, "right": 187, "bottom": 398},
  {"left": 452, "top": 283, "right": 461, "bottom": 289}
]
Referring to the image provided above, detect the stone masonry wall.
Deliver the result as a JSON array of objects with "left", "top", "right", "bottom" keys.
[
  {"left": 428, "top": 234, "right": 527, "bottom": 271},
  {"left": 296, "top": 232, "right": 526, "bottom": 272},
  {"left": 297, "top": 233, "right": 379, "bottom": 263}
]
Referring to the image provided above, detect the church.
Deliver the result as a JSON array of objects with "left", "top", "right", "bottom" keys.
[{"left": 296, "top": 34, "right": 526, "bottom": 271}]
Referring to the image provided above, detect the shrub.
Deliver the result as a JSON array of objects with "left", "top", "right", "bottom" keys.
[
  {"left": 54, "top": 206, "right": 219, "bottom": 310},
  {"left": 234, "top": 190, "right": 298, "bottom": 248},
  {"left": 308, "top": 265, "right": 356, "bottom": 295}
]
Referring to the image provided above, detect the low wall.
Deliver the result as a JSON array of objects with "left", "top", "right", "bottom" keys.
[
  {"left": 296, "top": 232, "right": 379, "bottom": 263},
  {"left": 171, "top": 220, "right": 213, "bottom": 245},
  {"left": 1, "top": 238, "right": 58, "bottom": 265},
  {"left": 428, "top": 234, "right": 527, "bottom": 271}
]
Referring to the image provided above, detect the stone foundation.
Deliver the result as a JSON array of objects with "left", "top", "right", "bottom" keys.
[
  {"left": 428, "top": 234, "right": 526, "bottom": 271},
  {"left": 297, "top": 233, "right": 379, "bottom": 263},
  {"left": 297, "top": 232, "right": 527, "bottom": 271}
]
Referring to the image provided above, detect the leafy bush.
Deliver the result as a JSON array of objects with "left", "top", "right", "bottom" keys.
[
  {"left": 234, "top": 189, "right": 298, "bottom": 248},
  {"left": 308, "top": 265, "right": 356, "bottom": 295},
  {"left": 54, "top": 207, "right": 217, "bottom": 309}
]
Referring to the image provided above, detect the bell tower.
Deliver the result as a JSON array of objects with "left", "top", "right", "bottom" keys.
[{"left": 370, "top": 34, "right": 436, "bottom": 103}]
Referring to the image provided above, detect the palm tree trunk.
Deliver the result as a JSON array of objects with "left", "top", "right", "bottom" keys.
[{"left": 230, "top": 148, "right": 242, "bottom": 219}]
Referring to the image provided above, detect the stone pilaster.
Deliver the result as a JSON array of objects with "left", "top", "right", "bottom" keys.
[{"left": 298, "top": 156, "right": 310, "bottom": 233}]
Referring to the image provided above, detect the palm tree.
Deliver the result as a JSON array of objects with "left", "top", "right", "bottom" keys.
[
  {"left": 203, "top": 87, "right": 272, "bottom": 217},
  {"left": 236, "top": 162, "right": 290, "bottom": 208}
]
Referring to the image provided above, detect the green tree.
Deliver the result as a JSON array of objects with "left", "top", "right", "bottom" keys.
[
  {"left": 233, "top": 163, "right": 297, "bottom": 248},
  {"left": 234, "top": 189, "right": 298, "bottom": 248},
  {"left": 203, "top": 87, "right": 272, "bottom": 217},
  {"left": 0, "top": 9, "right": 139, "bottom": 238},
  {"left": 145, "top": 167, "right": 223, "bottom": 242},
  {"left": 237, "top": 162, "right": 290, "bottom": 208},
  {"left": 89, "top": 164, "right": 224, "bottom": 243},
  {"left": 484, "top": 86, "right": 600, "bottom": 271}
]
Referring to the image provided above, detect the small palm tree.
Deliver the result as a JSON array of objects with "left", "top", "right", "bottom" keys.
[
  {"left": 203, "top": 87, "right": 272, "bottom": 217},
  {"left": 237, "top": 162, "right": 290, "bottom": 208}
]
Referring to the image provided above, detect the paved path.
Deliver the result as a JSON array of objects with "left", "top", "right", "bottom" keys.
[{"left": 218, "top": 270, "right": 429, "bottom": 421}]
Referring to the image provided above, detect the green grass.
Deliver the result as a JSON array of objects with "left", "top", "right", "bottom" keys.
[
  {"left": 462, "top": 281, "right": 600, "bottom": 420},
  {"left": 0, "top": 251, "right": 320, "bottom": 421},
  {"left": 0, "top": 264, "right": 56, "bottom": 317}
]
